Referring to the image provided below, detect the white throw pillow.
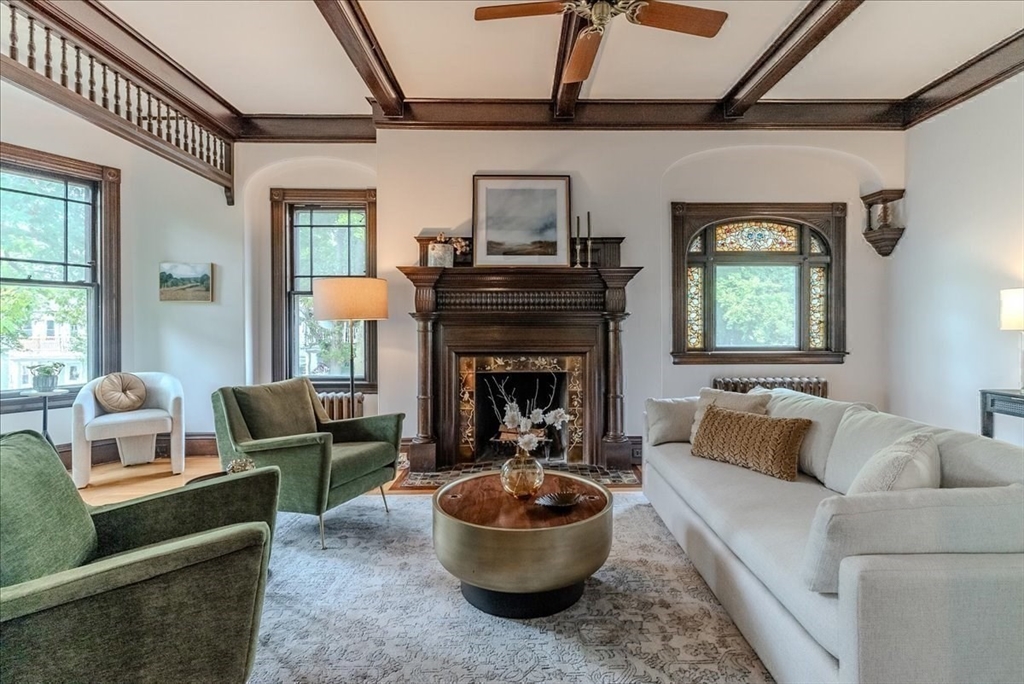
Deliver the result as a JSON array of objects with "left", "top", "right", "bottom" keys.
[
  {"left": 847, "top": 431, "right": 940, "bottom": 495},
  {"left": 645, "top": 397, "right": 699, "bottom": 445},
  {"left": 689, "top": 388, "right": 770, "bottom": 443}
]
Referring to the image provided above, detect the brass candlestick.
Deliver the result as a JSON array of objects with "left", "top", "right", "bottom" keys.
[{"left": 586, "top": 238, "right": 593, "bottom": 268}]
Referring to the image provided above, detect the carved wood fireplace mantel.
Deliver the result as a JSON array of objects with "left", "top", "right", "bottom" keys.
[{"left": 398, "top": 261, "right": 641, "bottom": 472}]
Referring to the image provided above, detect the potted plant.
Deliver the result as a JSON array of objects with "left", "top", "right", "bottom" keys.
[
  {"left": 28, "top": 362, "right": 65, "bottom": 392},
  {"left": 427, "top": 232, "right": 469, "bottom": 268}
]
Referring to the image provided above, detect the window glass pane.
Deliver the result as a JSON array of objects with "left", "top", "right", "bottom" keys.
[
  {"left": 351, "top": 210, "right": 366, "bottom": 226},
  {"left": 67, "top": 202, "right": 91, "bottom": 265},
  {"left": 686, "top": 266, "right": 703, "bottom": 350},
  {"left": 0, "top": 171, "right": 64, "bottom": 198},
  {"left": 294, "top": 226, "right": 311, "bottom": 277},
  {"left": 0, "top": 189, "right": 67, "bottom": 263},
  {"left": 0, "top": 284, "right": 90, "bottom": 391},
  {"left": 689, "top": 234, "right": 702, "bottom": 253},
  {"left": 311, "top": 226, "right": 351, "bottom": 276},
  {"left": 809, "top": 266, "right": 827, "bottom": 349},
  {"left": 293, "top": 209, "right": 311, "bottom": 226},
  {"left": 292, "top": 295, "right": 365, "bottom": 379},
  {"left": 809, "top": 234, "right": 825, "bottom": 254},
  {"left": 714, "top": 265, "right": 798, "bottom": 347},
  {"left": 67, "top": 266, "right": 91, "bottom": 283},
  {"left": 310, "top": 209, "right": 349, "bottom": 226},
  {"left": 715, "top": 222, "right": 798, "bottom": 252},
  {"left": 0, "top": 260, "right": 65, "bottom": 280},
  {"left": 293, "top": 276, "right": 311, "bottom": 294},
  {"left": 67, "top": 183, "right": 92, "bottom": 202}
]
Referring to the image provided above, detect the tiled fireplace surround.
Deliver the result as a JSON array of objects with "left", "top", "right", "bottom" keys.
[{"left": 399, "top": 247, "right": 640, "bottom": 472}]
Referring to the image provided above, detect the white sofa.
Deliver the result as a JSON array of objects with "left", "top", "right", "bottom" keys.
[{"left": 643, "top": 388, "right": 1024, "bottom": 684}]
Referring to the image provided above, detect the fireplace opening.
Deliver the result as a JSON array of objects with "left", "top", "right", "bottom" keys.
[{"left": 475, "top": 371, "right": 568, "bottom": 462}]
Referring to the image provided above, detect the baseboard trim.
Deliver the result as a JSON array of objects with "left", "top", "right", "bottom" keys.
[{"left": 55, "top": 432, "right": 219, "bottom": 469}]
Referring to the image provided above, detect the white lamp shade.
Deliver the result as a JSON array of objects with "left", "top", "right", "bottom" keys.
[
  {"left": 1000, "top": 288, "right": 1024, "bottom": 331},
  {"left": 312, "top": 277, "right": 389, "bottom": 321}
]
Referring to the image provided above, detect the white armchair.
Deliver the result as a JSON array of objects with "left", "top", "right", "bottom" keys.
[{"left": 72, "top": 372, "right": 184, "bottom": 488}]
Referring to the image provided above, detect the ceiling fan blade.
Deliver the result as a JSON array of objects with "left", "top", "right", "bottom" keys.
[
  {"left": 563, "top": 31, "right": 602, "bottom": 83},
  {"left": 474, "top": 2, "right": 565, "bottom": 21},
  {"left": 634, "top": 1, "right": 728, "bottom": 38}
]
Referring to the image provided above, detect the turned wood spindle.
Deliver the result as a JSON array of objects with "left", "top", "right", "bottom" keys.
[
  {"left": 59, "top": 37, "right": 67, "bottom": 86},
  {"left": 43, "top": 27, "right": 52, "bottom": 78},
  {"left": 124, "top": 77, "right": 132, "bottom": 122},
  {"left": 146, "top": 92, "right": 153, "bottom": 133},
  {"left": 101, "top": 64, "right": 109, "bottom": 109},
  {"left": 155, "top": 98, "right": 163, "bottom": 137},
  {"left": 88, "top": 54, "right": 95, "bottom": 101},
  {"left": 174, "top": 112, "right": 181, "bottom": 147},
  {"left": 74, "top": 47, "right": 82, "bottom": 95},
  {"left": 113, "top": 72, "right": 120, "bottom": 115},
  {"left": 200, "top": 129, "right": 207, "bottom": 163},
  {"left": 26, "top": 17, "right": 35, "bottom": 70},
  {"left": 8, "top": 6, "right": 18, "bottom": 62},
  {"left": 189, "top": 121, "right": 197, "bottom": 156}
]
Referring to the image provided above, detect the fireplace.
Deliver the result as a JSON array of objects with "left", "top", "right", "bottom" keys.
[{"left": 399, "top": 240, "right": 640, "bottom": 471}]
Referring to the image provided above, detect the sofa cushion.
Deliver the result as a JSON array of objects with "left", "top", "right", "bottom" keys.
[
  {"left": 94, "top": 372, "right": 147, "bottom": 413},
  {"left": 802, "top": 484, "right": 1024, "bottom": 593},
  {"left": 690, "top": 388, "right": 770, "bottom": 443},
  {"left": 751, "top": 388, "right": 876, "bottom": 482},
  {"left": 691, "top": 405, "right": 810, "bottom": 481},
  {"left": 645, "top": 397, "right": 698, "bottom": 445},
  {"left": 85, "top": 409, "right": 172, "bottom": 441},
  {"left": 847, "top": 431, "right": 940, "bottom": 495},
  {"left": 825, "top": 408, "right": 936, "bottom": 494},
  {"left": 645, "top": 442, "right": 840, "bottom": 657},
  {"left": 233, "top": 378, "right": 317, "bottom": 440},
  {"left": 329, "top": 442, "right": 396, "bottom": 488},
  {"left": 931, "top": 429, "right": 1024, "bottom": 488},
  {"left": 0, "top": 431, "right": 98, "bottom": 587}
]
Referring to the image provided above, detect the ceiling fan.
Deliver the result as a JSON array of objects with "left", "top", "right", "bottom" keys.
[{"left": 475, "top": 1, "right": 728, "bottom": 84}]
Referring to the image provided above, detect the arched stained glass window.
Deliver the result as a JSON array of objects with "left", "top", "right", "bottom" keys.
[{"left": 672, "top": 204, "right": 847, "bottom": 364}]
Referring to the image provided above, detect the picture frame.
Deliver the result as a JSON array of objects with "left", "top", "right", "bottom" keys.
[
  {"left": 159, "top": 262, "right": 213, "bottom": 302},
  {"left": 472, "top": 175, "right": 571, "bottom": 266}
]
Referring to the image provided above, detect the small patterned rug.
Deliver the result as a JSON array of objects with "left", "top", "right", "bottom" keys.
[
  {"left": 392, "top": 459, "right": 641, "bottom": 490},
  {"left": 251, "top": 493, "right": 773, "bottom": 684}
]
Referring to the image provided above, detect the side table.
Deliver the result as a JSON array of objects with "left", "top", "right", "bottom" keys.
[
  {"left": 20, "top": 389, "right": 70, "bottom": 449},
  {"left": 979, "top": 389, "right": 1024, "bottom": 438}
]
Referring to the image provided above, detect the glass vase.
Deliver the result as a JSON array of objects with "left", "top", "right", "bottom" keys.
[{"left": 500, "top": 448, "right": 545, "bottom": 500}]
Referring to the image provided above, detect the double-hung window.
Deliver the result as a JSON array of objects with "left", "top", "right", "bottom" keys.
[
  {"left": 270, "top": 188, "right": 378, "bottom": 392},
  {"left": 0, "top": 143, "right": 120, "bottom": 412},
  {"left": 671, "top": 202, "right": 847, "bottom": 364}
]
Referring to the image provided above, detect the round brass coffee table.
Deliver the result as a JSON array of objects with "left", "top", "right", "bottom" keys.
[{"left": 432, "top": 471, "right": 612, "bottom": 618}]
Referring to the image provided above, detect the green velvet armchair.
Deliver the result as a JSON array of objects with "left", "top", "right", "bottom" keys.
[
  {"left": 0, "top": 429, "right": 280, "bottom": 684},
  {"left": 212, "top": 377, "right": 404, "bottom": 549}
]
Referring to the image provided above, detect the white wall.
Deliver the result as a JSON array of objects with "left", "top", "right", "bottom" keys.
[
  {"left": 376, "top": 129, "right": 905, "bottom": 435},
  {"left": 891, "top": 73, "right": 1024, "bottom": 445}
]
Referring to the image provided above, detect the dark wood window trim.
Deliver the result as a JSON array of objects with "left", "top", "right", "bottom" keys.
[
  {"left": 0, "top": 142, "right": 121, "bottom": 414},
  {"left": 270, "top": 187, "right": 378, "bottom": 393},
  {"left": 671, "top": 202, "right": 847, "bottom": 365}
]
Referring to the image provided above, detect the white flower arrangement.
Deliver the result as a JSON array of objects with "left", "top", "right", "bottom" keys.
[{"left": 491, "top": 378, "right": 571, "bottom": 453}]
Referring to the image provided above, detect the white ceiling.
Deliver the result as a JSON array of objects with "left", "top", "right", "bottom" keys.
[
  {"left": 100, "top": 0, "right": 373, "bottom": 114},
  {"left": 766, "top": 0, "right": 1024, "bottom": 99},
  {"left": 98, "top": 0, "right": 1024, "bottom": 114}
]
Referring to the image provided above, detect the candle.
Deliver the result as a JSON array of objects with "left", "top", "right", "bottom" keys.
[
  {"left": 587, "top": 211, "right": 591, "bottom": 239},
  {"left": 576, "top": 215, "right": 580, "bottom": 240}
]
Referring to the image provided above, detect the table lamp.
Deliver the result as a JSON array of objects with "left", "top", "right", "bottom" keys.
[
  {"left": 312, "top": 277, "right": 389, "bottom": 402},
  {"left": 1000, "top": 287, "right": 1024, "bottom": 390}
]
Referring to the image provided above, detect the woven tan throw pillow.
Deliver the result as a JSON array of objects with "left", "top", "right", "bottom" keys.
[
  {"left": 692, "top": 405, "right": 812, "bottom": 481},
  {"left": 94, "top": 372, "right": 147, "bottom": 413}
]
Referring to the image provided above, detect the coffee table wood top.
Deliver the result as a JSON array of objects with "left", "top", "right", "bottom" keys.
[{"left": 436, "top": 472, "right": 609, "bottom": 530}]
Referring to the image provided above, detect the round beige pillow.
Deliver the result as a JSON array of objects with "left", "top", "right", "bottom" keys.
[{"left": 95, "top": 372, "right": 147, "bottom": 413}]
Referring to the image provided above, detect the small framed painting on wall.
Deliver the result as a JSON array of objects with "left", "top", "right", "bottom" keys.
[
  {"left": 472, "top": 175, "right": 571, "bottom": 266},
  {"left": 159, "top": 262, "right": 213, "bottom": 302}
]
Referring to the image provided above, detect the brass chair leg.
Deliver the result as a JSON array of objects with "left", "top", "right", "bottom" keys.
[
  {"left": 379, "top": 485, "right": 390, "bottom": 513},
  {"left": 318, "top": 514, "right": 326, "bottom": 550}
]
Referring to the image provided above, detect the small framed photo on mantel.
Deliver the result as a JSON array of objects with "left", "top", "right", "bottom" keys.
[{"left": 472, "top": 174, "right": 571, "bottom": 266}]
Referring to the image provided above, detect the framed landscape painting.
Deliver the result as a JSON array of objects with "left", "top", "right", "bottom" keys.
[
  {"left": 159, "top": 262, "right": 213, "bottom": 302},
  {"left": 472, "top": 175, "right": 571, "bottom": 266}
]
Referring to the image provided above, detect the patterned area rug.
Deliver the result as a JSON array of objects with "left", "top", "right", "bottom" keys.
[
  {"left": 252, "top": 493, "right": 773, "bottom": 684},
  {"left": 393, "top": 459, "right": 641, "bottom": 490}
]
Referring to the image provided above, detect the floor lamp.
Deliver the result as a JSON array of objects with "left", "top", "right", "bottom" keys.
[
  {"left": 312, "top": 277, "right": 389, "bottom": 405},
  {"left": 1000, "top": 287, "right": 1024, "bottom": 390}
]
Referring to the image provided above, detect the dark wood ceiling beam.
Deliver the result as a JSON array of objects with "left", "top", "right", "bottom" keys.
[
  {"left": 314, "top": 0, "right": 404, "bottom": 118},
  {"left": 552, "top": 12, "right": 588, "bottom": 119},
  {"left": 721, "top": 0, "right": 863, "bottom": 119},
  {"left": 14, "top": 0, "right": 240, "bottom": 137},
  {"left": 903, "top": 30, "right": 1024, "bottom": 127},
  {"left": 235, "top": 115, "right": 376, "bottom": 143},
  {"left": 372, "top": 99, "right": 905, "bottom": 130}
]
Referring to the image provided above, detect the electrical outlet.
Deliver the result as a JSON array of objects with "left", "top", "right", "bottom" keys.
[{"left": 631, "top": 446, "right": 643, "bottom": 463}]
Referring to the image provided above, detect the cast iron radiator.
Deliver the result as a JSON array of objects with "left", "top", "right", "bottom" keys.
[
  {"left": 712, "top": 377, "right": 828, "bottom": 398},
  {"left": 316, "top": 392, "right": 364, "bottom": 420}
]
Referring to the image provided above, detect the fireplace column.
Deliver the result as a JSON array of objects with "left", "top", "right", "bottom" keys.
[
  {"left": 599, "top": 270, "right": 634, "bottom": 470},
  {"left": 403, "top": 269, "right": 443, "bottom": 471}
]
